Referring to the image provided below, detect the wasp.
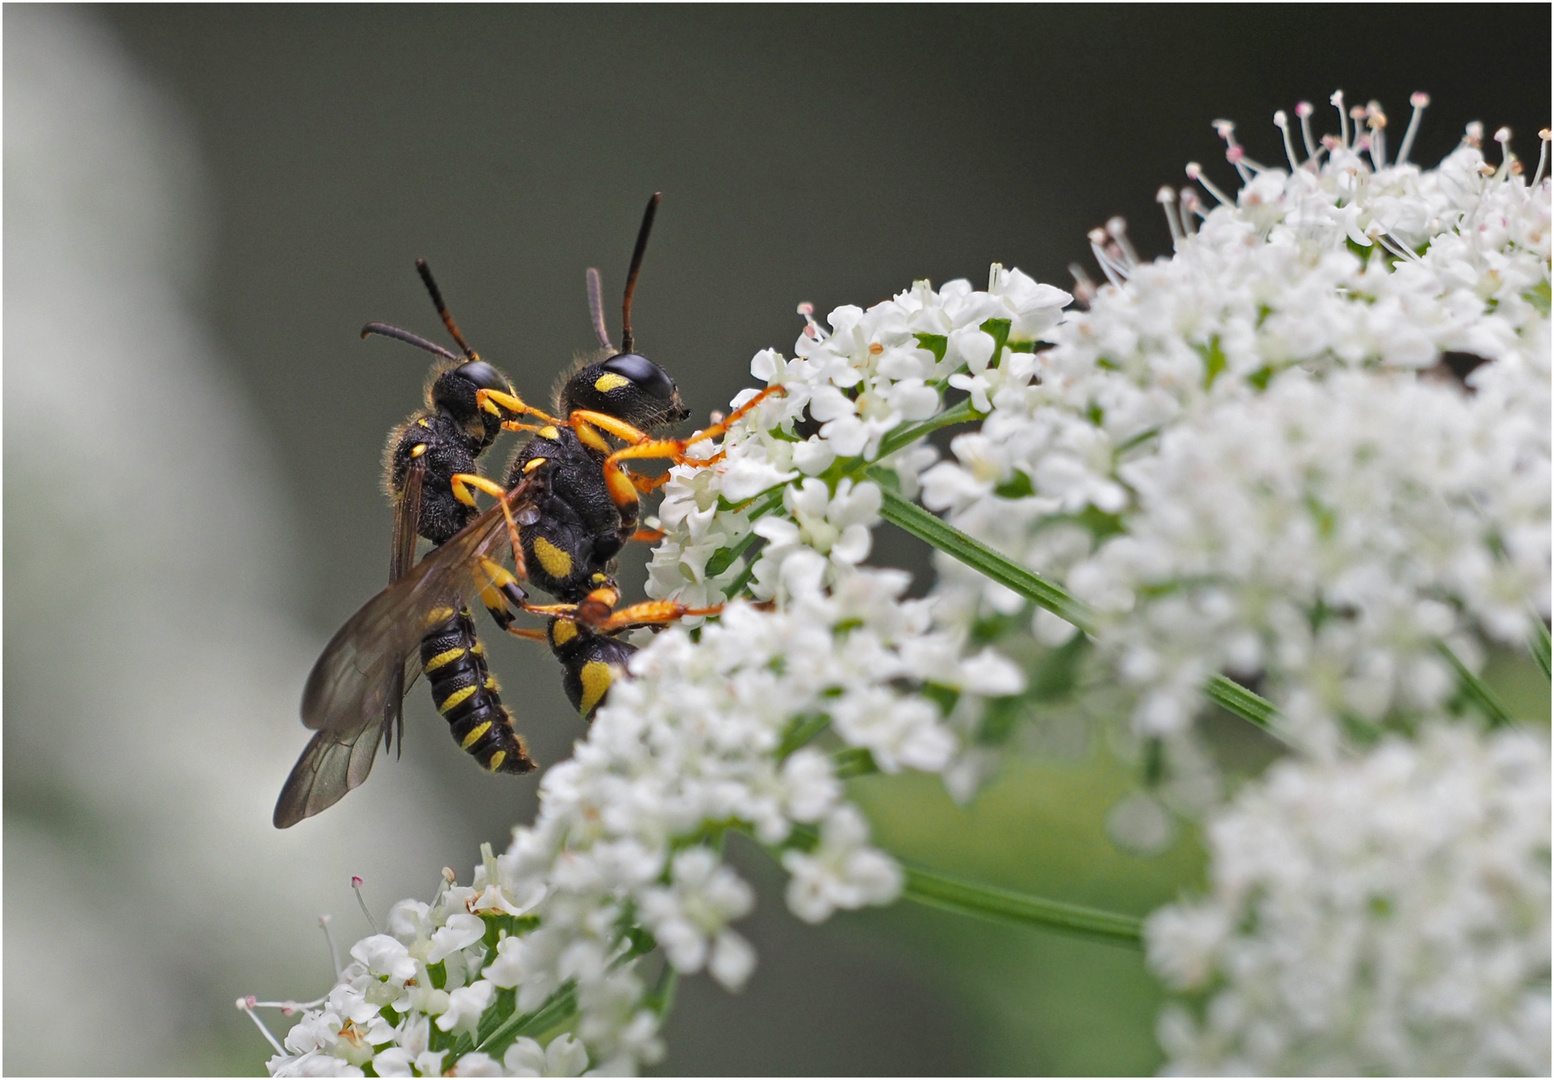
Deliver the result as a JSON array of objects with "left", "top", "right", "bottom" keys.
[{"left": 274, "top": 195, "right": 780, "bottom": 828}]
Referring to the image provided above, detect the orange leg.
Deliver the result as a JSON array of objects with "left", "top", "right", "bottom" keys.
[
  {"left": 476, "top": 388, "right": 567, "bottom": 427},
  {"left": 602, "top": 385, "right": 784, "bottom": 475}
]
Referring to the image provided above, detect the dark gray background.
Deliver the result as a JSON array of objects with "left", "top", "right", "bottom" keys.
[{"left": 12, "top": 5, "right": 1549, "bottom": 1074}]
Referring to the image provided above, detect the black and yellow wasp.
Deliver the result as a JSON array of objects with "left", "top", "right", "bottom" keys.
[{"left": 274, "top": 195, "right": 779, "bottom": 828}]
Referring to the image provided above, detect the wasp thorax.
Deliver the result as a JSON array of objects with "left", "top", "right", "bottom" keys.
[{"left": 562, "top": 352, "right": 690, "bottom": 428}]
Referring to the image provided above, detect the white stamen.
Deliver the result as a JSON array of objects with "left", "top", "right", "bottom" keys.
[
  {"left": 318, "top": 914, "right": 341, "bottom": 982},
  {"left": 1494, "top": 126, "right": 1514, "bottom": 179},
  {"left": 237, "top": 997, "right": 288, "bottom": 1056},
  {"left": 1295, "top": 101, "right": 1318, "bottom": 162},
  {"left": 1397, "top": 92, "right": 1429, "bottom": 165},
  {"left": 1158, "top": 186, "right": 1184, "bottom": 246},
  {"left": 1331, "top": 91, "right": 1348, "bottom": 148},
  {"left": 1533, "top": 128, "right": 1550, "bottom": 187},
  {"left": 351, "top": 875, "right": 379, "bottom": 934},
  {"left": 1274, "top": 110, "right": 1302, "bottom": 170},
  {"left": 1106, "top": 216, "right": 1141, "bottom": 267},
  {"left": 1179, "top": 187, "right": 1204, "bottom": 230},
  {"left": 1185, "top": 162, "right": 1232, "bottom": 207},
  {"left": 1366, "top": 101, "right": 1388, "bottom": 169},
  {"left": 1067, "top": 262, "right": 1098, "bottom": 306},
  {"left": 1463, "top": 121, "right": 1484, "bottom": 149},
  {"left": 1088, "top": 228, "right": 1128, "bottom": 288}
]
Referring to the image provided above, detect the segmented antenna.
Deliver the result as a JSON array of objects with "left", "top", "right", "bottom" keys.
[
  {"left": 586, "top": 267, "right": 613, "bottom": 350},
  {"left": 620, "top": 192, "right": 661, "bottom": 355},
  {"left": 415, "top": 258, "right": 478, "bottom": 360},
  {"left": 360, "top": 322, "right": 463, "bottom": 362}
]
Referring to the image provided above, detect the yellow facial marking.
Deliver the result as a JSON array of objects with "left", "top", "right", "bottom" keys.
[
  {"left": 578, "top": 660, "right": 614, "bottom": 716},
  {"left": 438, "top": 685, "right": 477, "bottom": 713},
  {"left": 487, "top": 750, "right": 507, "bottom": 772},
  {"left": 550, "top": 619, "right": 578, "bottom": 646},
  {"left": 523, "top": 457, "right": 547, "bottom": 474},
  {"left": 533, "top": 537, "right": 573, "bottom": 580},
  {"left": 410, "top": 443, "right": 428, "bottom": 458},
  {"left": 461, "top": 721, "right": 493, "bottom": 748},
  {"left": 538, "top": 425, "right": 561, "bottom": 441},
  {"left": 422, "top": 647, "right": 465, "bottom": 673},
  {"left": 593, "top": 372, "right": 631, "bottom": 394}
]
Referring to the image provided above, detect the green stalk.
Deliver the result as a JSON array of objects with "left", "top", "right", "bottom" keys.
[
  {"left": 900, "top": 863, "right": 1143, "bottom": 949},
  {"left": 1532, "top": 620, "right": 1551, "bottom": 681},
  {"left": 473, "top": 984, "right": 578, "bottom": 1055},
  {"left": 1437, "top": 642, "right": 1517, "bottom": 728},
  {"left": 871, "top": 479, "right": 1289, "bottom": 743},
  {"left": 874, "top": 397, "right": 985, "bottom": 461},
  {"left": 872, "top": 480, "right": 1096, "bottom": 633}
]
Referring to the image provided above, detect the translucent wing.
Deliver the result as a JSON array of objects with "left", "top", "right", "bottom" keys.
[
  {"left": 274, "top": 478, "right": 536, "bottom": 828},
  {"left": 384, "top": 456, "right": 425, "bottom": 758}
]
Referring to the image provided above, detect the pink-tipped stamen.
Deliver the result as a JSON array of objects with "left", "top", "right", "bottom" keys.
[
  {"left": 1533, "top": 129, "right": 1550, "bottom": 187},
  {"left": 1179, "top": 187, "right": 1203, "bottom": 231},
  {"left": 1185, "top": 162, "right": 1232, "bottom": 207},
  {"left": 1396, "top": 92, "right": 1430, "bottom": 166},
  {"left": 1157, "top": 186, "right": 1185, "bottom": 246},
  {"left": 351, "top": 875, "right": 379, "bottom": 934},
  {"left": 1273, "top": 110, "right": 1302, "bottom": 170},
  {"left": 1366, "top": 101, "right": 1388, "bottom": 169},
  {"left": 1331, "top": 91, "right": 1349, "bottom": 148},
  {"left": 1295, "top": 101, "right": 1318, "bottom": 161},
  {"left": 318, "top": 914, "right": 341, "bottom": 982},
  {"left": 796, "top": 301, "right": 826, "bottom": 341},
  {"left": 1105, "top": 216, "right": 1141, "bottom": 268},
  {"left": 1087, "top": 227, "right": 1128, "bottom": 288},
  {"left": 1067, "top": 262, "right": 1098, "bottom": 307},
  {"left": 1493, "top": 126, "right": 1514, "bottom": 179},
  {"left": 237, "top": 996, "right": 288, "bottom": 1056}
]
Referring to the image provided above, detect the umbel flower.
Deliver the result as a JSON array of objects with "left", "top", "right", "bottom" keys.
[{"left": 256, "top": 94, "right": 1550, "bottom": 1076}]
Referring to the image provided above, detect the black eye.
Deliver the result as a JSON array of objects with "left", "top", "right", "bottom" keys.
[
  {"left": 602, "top": 353, "right": 675, "bottom": 400},
  {"left": 456, "top": 360, "right": 509, "bottom": 394}
]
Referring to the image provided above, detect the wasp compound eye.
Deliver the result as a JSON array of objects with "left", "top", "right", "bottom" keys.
[
  {"left": 602, "top": 352, "right": 676, "bottom": 400},
  {"left": 456, "top": 360, "right": 511, "bottom": 394}
]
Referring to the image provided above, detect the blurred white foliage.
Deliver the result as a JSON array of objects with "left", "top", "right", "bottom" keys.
[{"left": 4, "top": 9, "right": 468, "bottom": 1072}]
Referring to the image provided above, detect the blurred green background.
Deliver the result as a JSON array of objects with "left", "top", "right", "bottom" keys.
[{"left": 5, "top": 5, "right": 1548, "bottom": 1074}]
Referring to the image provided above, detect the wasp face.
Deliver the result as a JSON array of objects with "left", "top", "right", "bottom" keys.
[
  {"left": 562, "top": 351, "right": 690, "bottom": 429},
  {"left": 432, "top": 359, "right": 515, "bottom": 449}
]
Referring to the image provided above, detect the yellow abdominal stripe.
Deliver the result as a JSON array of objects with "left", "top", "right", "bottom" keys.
[
  {"left": 461, "top": 720, "right": 492, "bottom": 748},
  {"left": 593, "top": 372, "right": 631, "bottom": 394},
  {"left": 578, "top": 660, "right": 613, "bottom": 715},
  {"left": 438, "top": 685, "right": 477, "bottom": 713},
  {"left": 422, "top": 647, "right": 465, "bottom": 673},
  {"left": 533, "top": 536, "right": 573, "bottom": 579},
  {"left": 487, "top": 750, "right": 507, "bottom": 771}
]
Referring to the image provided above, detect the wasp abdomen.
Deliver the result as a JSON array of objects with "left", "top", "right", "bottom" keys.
[
  {"left": 421, "top": 610, "right": 535, "bottom": 773},
  {"left": 546, "top": 617, "right": 637, "bottom": 719}
]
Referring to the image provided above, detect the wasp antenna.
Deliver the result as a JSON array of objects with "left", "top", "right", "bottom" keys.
[
  {"left": 620, "top": 192, "right": 661, "bottom": 355},
  {"left": 361, "top": 322, "right": 464, "bottom": 363},
  {"left": 414, "top": 258, "right": 478, "bottom": 361},
  {"left": 586, "top": 267, "right": 613, "bottom": 350}
]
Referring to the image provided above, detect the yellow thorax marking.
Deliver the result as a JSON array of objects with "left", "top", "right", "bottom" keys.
[
  {"left": 578, "top": 660, "right": 614, "bottom": 715},
  {"left": 550, "top": 619, "right": 578, "bottom": 646},
  {"left": 523, "top": 457, "right": 547, "bottom": 474},
  {"left": 533, "top": 537, "right": 573, "bottom": 579},
  {"left": 593, "top": 372, "right": 631, "bottom": 394},
  {"left": 417, "top": 418, "right": 431, "bottom": 428},
  {"left": 538, "top": 425, "right": 561, "bottom": 441},
  {"left": 461, "top": 720, "right": 493, "bottom": 748},
  {"left": 410, "top": 443, "right": 427, "bottom": 458}
]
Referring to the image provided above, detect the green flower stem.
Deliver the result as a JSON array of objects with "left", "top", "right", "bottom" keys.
[
  {"left": 1437, "top": 642, "right": 1518, "bottom": 728},
  {"left": 872, "top": 479, "right": 1097, "bottom": 633},
  {"left": 831, "top": 746, "right": 878, "bottom": 778},
  {"left": 777, "top": 824, "right": 1142, "bottom": 948},
  {"left": 901, "top": 863, "right": 1143, "bottom": 949},
  {"left": 1532, "top": 620, "right": 1551, "bottom": 681},
  {"left": 874, "top": 397, "right": 985, "bottom": 462},
  {"left": 870, "top": 480, "right": 1290, "bottom": 743},
  {"left": 473, "top": 984, "right": 577, "bottom": 1055}
]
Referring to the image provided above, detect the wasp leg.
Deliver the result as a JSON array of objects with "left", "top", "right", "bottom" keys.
[
  {"left": 600, "top": 385, "right": 786, "bottom": 475},
  {"left": 451, "top": 473, "right": 529, "bottom": 576},
  {"left": 629, "top": 527, "right": 665, "bottom": 543},
  {"left": 476, "top": 387, "right": 567, "bottom": 427}
]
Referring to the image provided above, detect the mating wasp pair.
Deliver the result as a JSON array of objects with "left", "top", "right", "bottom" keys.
[{"left": 274, "top": 195, "right": 777, "bottom": 828}]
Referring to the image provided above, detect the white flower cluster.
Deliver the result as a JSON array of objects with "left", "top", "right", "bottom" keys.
[
  {"left": 643, "top": 265, "right": 1071, "bottom": 612},
  {"left": 267, "top": 554, "right": 1022, "bottom": 1075},
  {"left": 1146, "top": 723, "right": 1551, "bottom": 1076},
  {"left": 918, "top": 97, "right": 1551, "bottom": 748}
]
